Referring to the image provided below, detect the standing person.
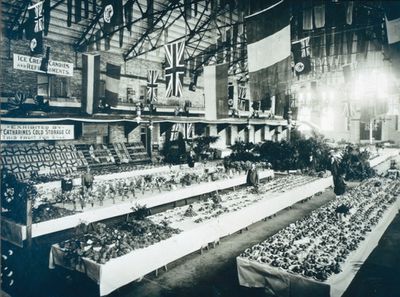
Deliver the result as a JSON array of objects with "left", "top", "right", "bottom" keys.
[
  {"left": 246, "top": 163, "right": 259, "bottom": 190},
  {"left": 329, "top": 153, "right": 346, "bottom": 197},
  {"left": 187, "top": 149, "right": 195, "bottom": 168},
  {"left": 82, "top": 166, "right": 94, "bottom": 193}
]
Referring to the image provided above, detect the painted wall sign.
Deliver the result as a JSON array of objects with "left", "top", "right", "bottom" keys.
[
  {"left": 13, "top": 53, "right": 74, "bottom": 77},
  {"left": 0, "top": 124, "right": 75, "bottom": 141}
]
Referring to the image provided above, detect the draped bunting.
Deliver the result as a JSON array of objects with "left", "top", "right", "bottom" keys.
[
  {"left": 125, "top": 0, "right": 134, "bottom": 32},
  {"left": 67, "top": 0, "right": 72, "bottom": 27},
  {"left": 292, "top": 37, "right": 311, "bottom": 76},
  {"left": 74, "top": 0, "right": 81, "bottom": 23},
  {"left": 313, "top": 3, "right": 325, "bottom": 29},
  {"left": 302, "top": 0, "right": 313, "bottom": 30},
  {"left": 105, "top": 63, "right": 121, "bottom": 107}
]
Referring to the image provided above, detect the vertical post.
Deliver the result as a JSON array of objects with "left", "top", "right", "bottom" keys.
[
  {"left": 369, "top": 120, "right": 373, "bottom": 145},
  {"left": 25, "top": 199, "right": 32, "bottom": 249},
  {"left": 287, "top": 109, "right": 292, "bottom": 143}
]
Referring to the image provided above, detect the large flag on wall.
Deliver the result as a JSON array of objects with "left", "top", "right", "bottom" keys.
[
  {"left": 384, "top": 2, "right": 400, "bottom": 44},
  {"left": 82, "top": 54, "right": 100, "bottom": 114},
  {"left": 292, "top": 37, "right": 311, "bottom": 76},
  {"left": 105, "top": 63, "right": 121, "bottom": 107},
  {"left": 164, "top": 41, "right": 185, "bottom": 97},
  {"left": 245, "top": 0, "right": 291, "bottom": 110},
  {"left": 27, "top": 1, "right": 44, "bottom": 54},
  {"left": 147, "top": 70, "right": 159, "bottom": 103}
]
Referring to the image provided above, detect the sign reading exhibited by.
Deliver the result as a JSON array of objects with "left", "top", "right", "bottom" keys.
[
  {"left": 0, "top": 124, "right": 75, "bottom": 141},
  {"left": 13, "top": 53, "right": 74, "bottom": 77}
]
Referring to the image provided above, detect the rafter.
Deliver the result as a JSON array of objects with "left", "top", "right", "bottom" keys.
[
  {"left": 123, "top": 0, "right": 210, "bottom": 60},
  {"left": 124, "top": 1, "right": 233, "bottom": 61},
  {"left": 7, "top": 0, "right": 68, "bottom": 38},
  {"left": 123, "top": 0, "right": 185, "bottom": 60},
  {"left": 74, "top": 0, "right": 177, "bottom": 52}
]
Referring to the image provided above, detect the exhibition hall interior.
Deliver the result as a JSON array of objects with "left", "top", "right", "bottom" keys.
[{"left": 1, "top": 0, "right": 400, "bottom": 297}]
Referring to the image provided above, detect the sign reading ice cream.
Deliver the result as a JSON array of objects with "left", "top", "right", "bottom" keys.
[
  {"left": 0, "top": 124, "right": 75, "bottom": 141},
  {"left": 13, "top": 53, "right": 74, "bottom": 77}
]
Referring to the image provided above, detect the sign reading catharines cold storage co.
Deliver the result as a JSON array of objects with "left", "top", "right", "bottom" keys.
[
  {"left": 0, "top": 124, "right": 75, "bottom": 141},
  {"left": 13, "top": 53, "right": 74, "bottom": 77}
]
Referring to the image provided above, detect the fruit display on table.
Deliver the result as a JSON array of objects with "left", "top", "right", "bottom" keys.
[
  {"left": 238, "top": 178, "right": 400, "bottom": 282},
  {"left": 150, "top": 175, "right": 320, "bottom": 227},
  {"left": 55, "top": 219, "right": 181, "bottom": 265},
  {"left": 32, "top": 204, "right": 78, "bottom": 223}
]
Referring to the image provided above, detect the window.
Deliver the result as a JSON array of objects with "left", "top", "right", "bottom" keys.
[
  {"left": 50, "top": 76, "right": 70, "bottom": 98},
  {"left": 37, "top": 74, "right": 70, "bottom": 98},
  {"left": 37, "top": 74, "right": 49, "bottom": 96},
  {"left": 139, "top": 85, "right": 147, "bottom": 100}
]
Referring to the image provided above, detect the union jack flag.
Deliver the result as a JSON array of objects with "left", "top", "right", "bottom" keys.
[
  {"left": 238, "top": 86, "right": 247, "bottom": 100},
  {"left": 170, "top": 123, "right": 193, "bottom": 140},
  {"left": 164, "top": 41, "right": 185, "bottom": 97},
  {"left": 147, "top": 70, "right": 159, "bottom": 102}
]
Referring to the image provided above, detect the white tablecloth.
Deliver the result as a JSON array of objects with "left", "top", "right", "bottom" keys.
[
  {"left": 49, "top": 175, "right": 332, "bottom": 296},
  {"left": 33, "top": 170, "right": 273, "bottom": 238},
  {"left": 236, "top": 198, "right": 400, "bottom": 297}
]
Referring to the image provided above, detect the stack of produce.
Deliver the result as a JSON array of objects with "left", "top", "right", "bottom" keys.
[
  {"left": 239, "top": 178, "right": 400, "bottom": 282},
  {"left": 32, "top": 204, "right": 77, "bottom": 223},
  {"left": 56, "top": 219, "right": 181, "bottom": 265},
  {"left": 150, "top": 175, "right": 319, "bottom": 226}
]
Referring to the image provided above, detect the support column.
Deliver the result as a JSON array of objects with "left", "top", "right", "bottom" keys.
[
  {"left": 248, "top": 125, "right": 255, "bottom": 143},
  {"left": 350, "top": 117, "right": 361, "bottom": 144},
  {"left": 231, "top": 125, "right": 239, "bottom": 144},
  {"left": 254, "top": 127, "right": 262, "bottom": 143}
]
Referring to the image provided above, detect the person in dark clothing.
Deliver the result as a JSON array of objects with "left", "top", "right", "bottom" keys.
[
  {"left": 187, "top": 149, "right": 195, "bottom": 168},
  {"left": 329, "top": 154, "right": 346, "bottom": 196},
  {"left": 82, "top": 167, "right": 94, "bottom": 192},
  {"left": 246, "top": 163, "right": 259, "bottom": 189}
]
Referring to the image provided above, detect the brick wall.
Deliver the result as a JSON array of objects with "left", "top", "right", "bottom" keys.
[
  {"left": 1, "top": 37, "right": 205, "bottom": 108},
  {"left": 109, "top": 124, "right": 127, "bottom": 143},
  {"left": 127, "top": 126, "right": 141, "bottom": 143}
]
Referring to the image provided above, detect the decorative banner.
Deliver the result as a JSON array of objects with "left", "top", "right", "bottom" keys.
[
  {"left": 292, "top": 37, "right": 311, "bottom": 75},
  {"left": 82, "top": 53, "right": 100, "bottom": 114},
  {"left": 245, "top": 0, "right": 291, "bottom": 104},
  {"left": 0, "top": 124, "right": 74, "bottom": 141},
  {"left": 105, "top": 63, "right": 121, "bottom": 107},
  {"left": 27, "top": 1, "right": 44, "bottom": 54},
  {"left": 13, "top": 53, "right": 74, "bottom": 76}
]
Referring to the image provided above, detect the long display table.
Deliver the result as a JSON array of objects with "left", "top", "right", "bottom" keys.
[
  {"left": 236, "top": 194, "right": 400, "bottom": 297},
  {"left": 34, "top": 163, "right": 207, "bottom": 192},
  {"left": 49, "top": 175, "right": 332, "bottom": 296},
  {"left": 18, "top": 170, "right": 274, "bottom": 239},
  {"left": 369, "top": 148, "right": 399, "bottom": 168}
]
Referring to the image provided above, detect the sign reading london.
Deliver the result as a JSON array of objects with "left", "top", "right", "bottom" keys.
[
  {"left": 0, "top": 124, "right": 75, "bottom": 141},
  {"left": 13, "top": 53, "right": 74, "bottom": 77}
]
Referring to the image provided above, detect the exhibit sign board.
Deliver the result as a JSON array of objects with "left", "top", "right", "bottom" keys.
[
  {"left": 0, "top": 124, "right": 75, "bottom": 141},
  {"left": 13, "top": 53, "right": 74, "bottom": 77}
]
